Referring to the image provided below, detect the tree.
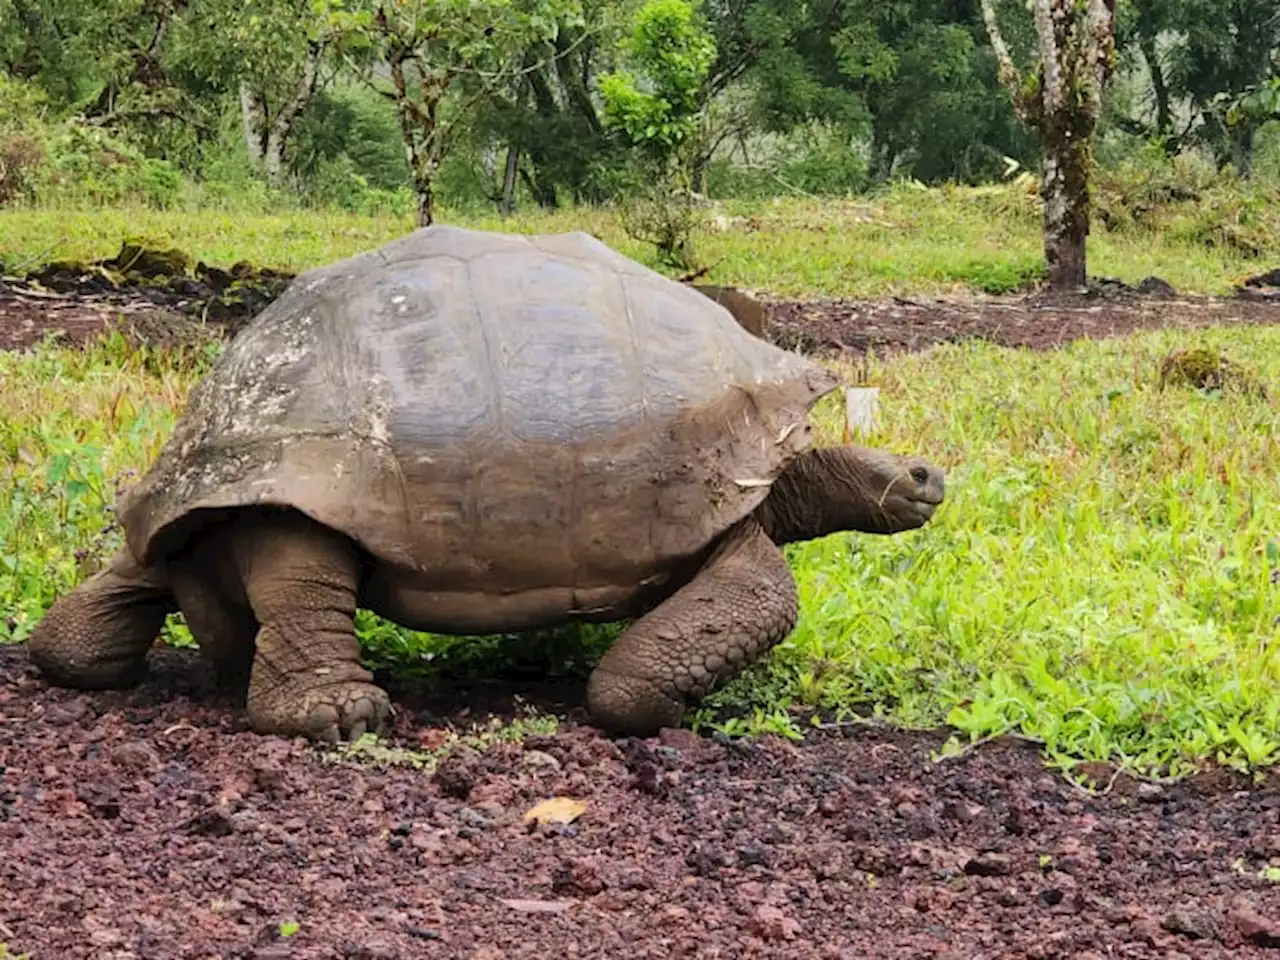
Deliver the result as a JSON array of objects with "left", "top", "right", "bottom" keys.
[
  {"left": 468, "top": 0, "right": 632, "bottom": 211},
  {"left": 981, "top": 0, "right": 1117, "bottom": 292},
  {"left": 598, "top": 0, "right": 717, "bottom": 267},
  {"left": 175, "top": 0, "right": 339, "bottom": 186},
  {"left": 1110, "top": 1, "right": 1280, "bottom": 171},
  {"left": 332, "top": 0, "right": 582, "bottom": 226},
  {"left": 740, "top": 1, "right": 1035, "bottom": 186},
  {"left": 598, "top": 0, "right": 717, "bottom": 169},
  {"left": 1171, "top": 0, "right": 1279, "bottom": 176},
  {"left": 0, "top": 0, "right": 192, "bottom": 121},
  {"left": 1110, "top": 0, "right": 1183, "bottom": 151},
  {"left": 228, "top": 1, "right": 332, "bottom": 187}
]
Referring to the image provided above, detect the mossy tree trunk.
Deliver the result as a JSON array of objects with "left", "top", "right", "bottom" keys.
[{"left": 980, "top": 0, "right": 1117, "bottom": 293}]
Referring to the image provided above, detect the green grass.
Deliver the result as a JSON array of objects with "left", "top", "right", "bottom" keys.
[
  {"left": 3, "top": 324, "right": 1278, "bottom": 780},
  {"left": 0, "top": 178, "right": 1272, "bottom": 298}
]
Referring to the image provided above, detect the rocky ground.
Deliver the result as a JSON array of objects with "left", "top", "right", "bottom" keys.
[
  {"left": 4, "top": 260, "right": 1280, "bottom": 958},
  {"left": 2, "top": 645, "right": 1280, "bottom": 960}
]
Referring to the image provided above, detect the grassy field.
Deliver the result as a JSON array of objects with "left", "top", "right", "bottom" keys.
[
  {"left": 3, "top": 320, "right": 1277, "bottom": 780},
  {"left": 0, "top": 179, "right": 1274, "bottom": 297}
]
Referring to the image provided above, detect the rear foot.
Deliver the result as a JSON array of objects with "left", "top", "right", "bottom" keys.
[{"left": 248, "top": 680, "right": 393, "bottom": 743}]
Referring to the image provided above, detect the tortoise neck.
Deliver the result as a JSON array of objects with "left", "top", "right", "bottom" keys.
[{"left": 754, "top": 447, "right": 890, "bottom": 544}]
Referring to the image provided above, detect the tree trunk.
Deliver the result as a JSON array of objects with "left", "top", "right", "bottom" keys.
[
  {"left": 241, "top": 42, "right": 324, "bottom": 188},
  {"left": 1041, "top": 129, "right": 1091, "bottom": 292},
  {"left": 263, "top": 131, "right": 286, "bottom": 187},
  {"left": 553, "top": 31, "right": 603, "bottom": 135},
  {"left": 870, "top": 127, "right": 897, "bottom": 182},
  {"left": 1232, "top": 123, "right": 1257, "bottom": 178},
  {"left": 1138, "top": 35, "right": 1171, "bottom": 142},
  {"left": 519, "top": 166, "right": 558, "bottom": 209},
  {"left": 500, "top": 146, "right": 519, "bottom": 215},
  {"left": 415, "top": 178, "right": 435, "bottom": 226},
  {"left": 980, "top": 0, "right": 1115, "bottom": 294},
  {"left": 240, "top": 84, "right": 267, "bottom": 167}
]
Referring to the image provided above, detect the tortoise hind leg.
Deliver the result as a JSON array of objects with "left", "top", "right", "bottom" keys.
[
  {"left": 169, "top": 551, "right": 259, "bottom": 699},
  {"left": 27, "top": 546, "right": 174, "bottom": 689},
  {"left": 227, "top": 508, "right": 393, "bottom": 742},
  {"left": 585, "top": 518, "right": 798, "bottom": 736}
]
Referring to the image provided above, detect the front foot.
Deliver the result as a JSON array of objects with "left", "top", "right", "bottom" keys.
[
  {"left": 27, "top": 550, "right": 172, "bottom": 690},
  {"left": 247, "top": 680, "right": 393, "bottom": 743},
  {"left": 586, "top": 667, "right": 684, "bottom": 738}
]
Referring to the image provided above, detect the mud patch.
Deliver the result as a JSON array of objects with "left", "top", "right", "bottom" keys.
[
  {"left": 765, "top": 287, "right": 1280, "bottom": 358},
  {"left": 2, "top": 643, "right": 1280, "bottom": 959},
  {"left": 0, "top": 241, "right": 293, "bottom": 350},
  {"left": 7, "top": 251, "right": 1280, "bottom": 359}
]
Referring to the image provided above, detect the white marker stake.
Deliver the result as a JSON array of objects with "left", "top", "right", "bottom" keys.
[{"left": 844, "top": 387, "right": 880, "bottom": 440}]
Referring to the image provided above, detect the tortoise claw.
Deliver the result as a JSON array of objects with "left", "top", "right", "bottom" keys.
[{"left": 255, "top": 681, "right": 393, "bottom": 743}]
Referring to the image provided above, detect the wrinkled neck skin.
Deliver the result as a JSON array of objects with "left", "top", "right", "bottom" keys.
[{"left": 754, "top": 447, "right": 903, "bottom": 544}]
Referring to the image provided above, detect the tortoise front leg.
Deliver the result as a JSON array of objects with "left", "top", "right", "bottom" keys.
[
  {"left": 27, "top": 546, "right": 173, "bottom": 689},
  {"left": 585, "top": 519, "right": 798, "bottom": 736},
  {"left": 228, "top": 509, "right": 393, "bottom": 743}
]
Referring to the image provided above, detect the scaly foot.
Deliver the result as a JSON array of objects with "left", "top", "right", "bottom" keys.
[{"left": 248, "top": 679, "right": 393, "bottom": 743}]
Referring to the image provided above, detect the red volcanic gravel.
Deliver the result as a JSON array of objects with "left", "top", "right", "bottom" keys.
[{"left": 1, "top": 644, "right": 1279, "bottom": 959}]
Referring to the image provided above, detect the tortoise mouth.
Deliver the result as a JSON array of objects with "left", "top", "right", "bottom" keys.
[
  {"left": 907, "top": 498, "right": 940, "bottom": 519},
  {"left": 914, "top": 489, "right": 945, "bottom": 507}
]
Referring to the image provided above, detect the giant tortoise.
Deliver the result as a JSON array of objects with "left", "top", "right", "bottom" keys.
[{"left": 28, "top": 225, "right": 945, "bottom": 742}]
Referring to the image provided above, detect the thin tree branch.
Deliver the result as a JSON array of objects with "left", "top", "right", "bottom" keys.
[
  {"left": 979, "top": 0, "right": 1021, "bottom": 95},
  {"left": 1082, "top": 0, "right": 1117, "bottom": 124},
  {"left": 270, "top": 40, "right": 326, "bottom": 142},
  {"left": 1033, "top": 0, "right": 1064, "bottom": 115}
]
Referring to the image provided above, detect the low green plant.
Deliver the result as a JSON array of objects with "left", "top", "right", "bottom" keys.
[{"left": 326, "top": 709, "right": 560, "bottom": 771}]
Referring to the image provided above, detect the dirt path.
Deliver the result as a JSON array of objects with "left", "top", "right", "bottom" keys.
[
  {"left": 5, "top": 268, "right": 1280, "bottom": 356},
  {"left": 2, "top": 645, "right": 1280, "bottom": 959}
]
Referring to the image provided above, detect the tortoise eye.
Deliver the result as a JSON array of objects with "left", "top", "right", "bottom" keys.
[{"left": 910, "top": 467, "right": 929, "bottom": 485}]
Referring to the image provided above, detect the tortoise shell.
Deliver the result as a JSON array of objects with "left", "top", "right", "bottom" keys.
[{"left": 119, "top": 226, "right": 839, "bottom": 597}]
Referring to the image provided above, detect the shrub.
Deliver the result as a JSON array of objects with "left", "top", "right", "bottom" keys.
[
  {"left": 0, "top": 75, "right": 50, "bottom": 206},
  {"left": 1093, "top": 144, "right": 1280, "bottom": 257}
]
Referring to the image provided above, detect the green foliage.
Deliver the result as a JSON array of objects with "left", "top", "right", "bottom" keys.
[
  {"left": 748, "top": 0, "right": 1036, "bottom": 183},
  {"left": 1094, "top": 143, "right": 1280, "bottom": 256},
  {"left": 287, "top": 83, "right": 417, "bottom": 213},
  {"left": 599, "top": 0, "right": 717, "bottom": 158},
  {"left": 705, "top": 122, "right": 871, "bottom": 199},
  {"left": 292, "top": 85, "right": 410, "bottom": 193},
  {"left": 599, "top": 0, "right": 717, "bottom": 266},
  {"left": 1110, "top": 0, "right": 1280, "bottom": 173},
  {"left": 35, "top": 125, "right": 184, "bottom": 208},
  {"left": 0, "top": 73, "right": 47, "bottom": 204},
  {"left": 0, "top": 0, "right": 1271, "bottom": 213},
  {"left": 0, "top": 169, "right": 1269, "bottom": 296},
  {"left": 330, "top": 0, "right": 584, "bottom": 222},
  {"left": 0, "top": 78, "right": 185, "bottom": 210}
]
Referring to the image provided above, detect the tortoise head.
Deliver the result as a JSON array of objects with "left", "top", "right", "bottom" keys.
[{"left": 757, "top": 445, "right": 945, "bottom": 543}]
